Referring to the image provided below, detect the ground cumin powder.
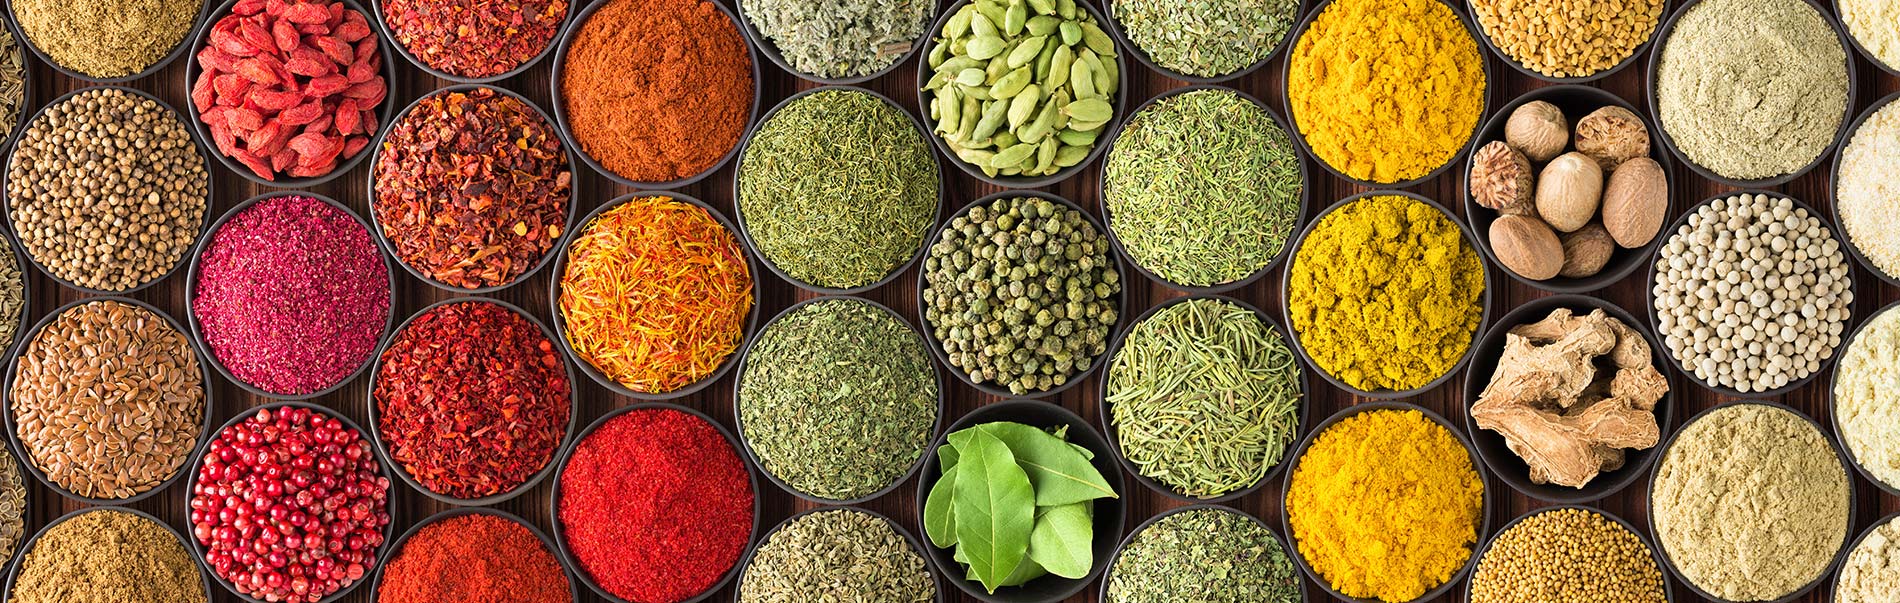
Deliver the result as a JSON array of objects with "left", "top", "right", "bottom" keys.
[{"left": 12, "top": 509, "right": 206, "bottom": 603}]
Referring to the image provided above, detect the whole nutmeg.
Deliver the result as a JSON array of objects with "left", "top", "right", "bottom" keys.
[
  {"left": 1471, "top": 141, "right": 1534, "bottom": 215},
  {"left": 1602, "top": 157, "right": 1669, "bottom": 248},
  {"left": 1574, "top": 106, "right": 1650, "bottom": 170},
  {"left": 1506, "top": 101, "right": 1568, "bottom": 162},
  {"left": 1491, "top": 214, "right": 1564, "bottom": 280},
  {"left": 1559, "top": 223, "right": 1616, "bottom": 278},
  {"left": 1535, "top": 152, "right": 1603, "bottom": 232}
]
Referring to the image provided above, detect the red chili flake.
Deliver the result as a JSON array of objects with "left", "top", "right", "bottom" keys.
[
  {"left": 372, "top": 87, "right": 571, "bottom": 290},
  {"left": 373, "top": 301, "right": 571, "bottom": 500},
  {"left": 381, "top": 0, "right": 568, "bottom": 78}
]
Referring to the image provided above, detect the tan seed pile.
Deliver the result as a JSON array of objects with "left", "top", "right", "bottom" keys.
[
  {"left": 1472, "top": 0, "right": 1665, "bottom": 78},
  {"left": 9, "top": 299, "right": 204, "bottom": 500},
  {"left": 0, "top": 447, "right": 25, "bottom": 565},
  {"left": 11, "top": 509, "right": 207, "bottom": 603},
  {"left": 1470, "top": 508, "right": 1667, "bottom": 603},
  {"left": 12, "top": 0, "right": 198, "bottom": 79}
]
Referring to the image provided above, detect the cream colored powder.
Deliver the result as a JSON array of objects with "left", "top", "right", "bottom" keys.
[
  {"left": 1837, "top": 517, "right": 1900, "bottom": 603},
  {"left": 1841, "top": 0, "right": 1900, "bottom": 71},
  {"left": 1838, "top": 100, "right": 1900, "bottom": 279},
  {"left": 1836, "top": 305, "right": 1900, "bottom": 489}
]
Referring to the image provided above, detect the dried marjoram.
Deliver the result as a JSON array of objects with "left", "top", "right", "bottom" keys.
[
  {"left": 374, "top": 87, "right": 571, "bottom": 290},
  {"left": 382, "top": 0, "right": 568, "bottom": 78}
]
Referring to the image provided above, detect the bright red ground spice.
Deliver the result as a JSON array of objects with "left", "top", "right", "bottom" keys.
[{"left": 377, "top": 514, "right": 571, "bottom": 603}]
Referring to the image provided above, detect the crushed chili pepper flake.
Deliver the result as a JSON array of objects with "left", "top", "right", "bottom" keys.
[{"left": 381, "top": 0, "right": 567, "bottom": 78}]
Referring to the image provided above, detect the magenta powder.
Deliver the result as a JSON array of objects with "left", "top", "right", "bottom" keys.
[{"left": 193, "top": 195, "right": 391, "bottom": 395}]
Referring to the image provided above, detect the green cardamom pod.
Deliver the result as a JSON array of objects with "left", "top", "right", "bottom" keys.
[
  {"left": 1067, "top": 117, "right": 1109, "bottom": 132},
  {"left": 1070, "top": 58, "right": 1096, "bottom": 99},
  {"left": 1078, "top": 49, "right": 1109, "bottom": 95},
  {"left": 1081, "top": 22, "right": 1116, "bottom": 57},
  {"left": 1057, "top": 0, "right": 1076, "bottom": 19},
  {"left": 992, "top": 142, "right": 1038, "bottom": 169},
  {"left": 992, "top": 130, "right": 1018, "bottom": 150},
  {"left": 992, "top": 67, "right": 1032, "bottom": 98},
  {"left": 1052, "top": 90, "right": 1071, "bottom": 129},
  {"left": 1019, "top": 100, "right": 1059, "bottom": 144},
  {"left": 976, "top": 2, "right": 1008, "bottom": 34},
  {"left": 1026, "top": 15, "right": 1059, "bottom": 36},
  {"left": 1036, "top": 137, "right": 1058, "bottom": 173},
  {"left": 1034, "top": 35, "right": 1060, "bottom": 79},
  {"left": 1055, "top": 127, "right": 1096, "bottom": 146},
  {"left": 1054, "top": 144, "right": 1089, "bottom": 167},
  {"left": 960, "top": 83, "right": 993, "bottom": 101},
  {"left": 937, "top": 89, "right": 961, "bottom": 134},
  {"left": 1098, "top": 52, "right": 1119, "bottom": 95},
  {"left": 986, "top": 55, "right": 1010, "bottom": 81},
  {"left": 1004, "top": 2, "right": 1027, "bottom": 37},
  {"left": 1063, "top": 98, "right": 1113, "bottom": 123},
  {"left": 971, "top": 99, "right": 1010, "bottom": 142},
  {"left": 970, "top": 11, "right": 995, "bottom": 38},
  {"left": 955, "top": 68, "right": 987, "bottom": 87},
  {"left": 967, "top": 36, "right": 1006, "bottom": 60},
  {"left": 1059, "top": 21, "right": 1083, "bottom": 46},
  {"left": 1046, "top": 45, "right": 1073, "bottom": 91},
  {"left": 929, "top": 42, "right": 948, "bottom": 69},
  {"left": 924, "top": 69, "right": 951, "bottom": 91},
  {"left": 956, "top": 96, "right": 981, "bottom": 142},
  {"left": 1028, "top": 0, "right": 1057, "bottom": 16},
  {"left": 1007, "top": 35, "right": 1047, "bottom": 69},
  {"left": 1008, "top": 85, "right": 1041, "bottom": 129}
]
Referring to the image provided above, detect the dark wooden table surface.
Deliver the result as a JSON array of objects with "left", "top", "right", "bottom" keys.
[{"left": 10, "top": 0, "right": 1899, "bottom": 601}]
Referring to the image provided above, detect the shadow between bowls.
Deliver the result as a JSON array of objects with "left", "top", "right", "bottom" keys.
[
  {"left": 546, "top": 402, "right": 762, "bottom": 603},
  {"left": 1836, "top": 0, "right": 1900, "bottom": 78},
  {"left": 2, "top": 0, "right": 207, "bottom": 83},
  {"left": 913, "top": 399, "right": 1129, "bottom": 603},
  {"left": 0, "top": 85, "right": 215, "bottom": 296},
  {"left": 1097, "top": 504, "right": 1304, "bottom": 602},
  {"left": 1462, "top": 505, "right": 1674, "bottom": 603},
  {"left": 1462, "top": 85, "right": 1675, "bottom": 293},
  {"left": 364, "top": 507, "right": 582, "bottom": 602},
  {"left": 1096, "top": 294, "right": 1311, "bottom": 504},
  {"left": 1642, "top": 190, "right": 1856, "bottom": 399},
  {"left": 1464, "top": 0, "right": 1658, "bottom": 83},
  {"left": 1643, "top": 400, "right": 1857, "bottom": 603},
  {"left": 1826, "top": 298, "right": 1900, "bottom": 498},
  {"left": 731, "top": 85, "right": 945, "bottom": 296},
  {"left": 546, "top": 191, "right": 760, "bottom": 400},
  {"left": 734, "top": 0, "right": 932, "bottom": 86},
  {"left": 364, "top": 297, "right": 581, "bottom": 507},
  {"left": 1828, "top": 89, "right": 1900, "bottom": 290},
  {"left": 0, "top": 506, "right": 213, "bottom": 601},
  {"left": 183, "top": 401, "right": 399, "bottom": 603},
  {"left": 734, "top": 506, "right": 946, "bottom": 602},
  {"left": 731, "top": 296, "right": 944, "bottom": 505},
  {"left": 1097, "top": 0, "right": 1301, "bottom": 85},
  {"left": 185, "top": 0, "right": 399, "bottom": 189},
  {"left": 1279, "top": 0, "right": 1492, "bottom": 190},
  {"left": 368, "top": 0, "right": 571, "bottom": 84},
  {"left": 914, "top": 0, "right": 1130, "bottom": 189},
  {"left": 1460, "top": 295, "right": 1676, "bottom": 504},
  {"left": 184, "top": 191, "right": 395, "bottom": 401},
  {"left": 1644, "top": 0, "right": 1858, "bottom": 189},
  {"left": 364, "top": 84, "right": 580, "bottom": 295},
  {"left": 1278, "top": 401, "right": 1494, "bottom": 603},
  {"left": 1, "top": 296, "right": 213, "bottom": 506},
  {"left": 1279, "top": 190, "right": 1494, "bottom": 399},
  {"left": 914, "top": 190, "right": 1128, "bottom": 400},
  {"left": 547, "top": 0, "right": 761, "bottom": 190},
  {"left": 1096, "top": 84, "right": 1310, "bottom": 296}
]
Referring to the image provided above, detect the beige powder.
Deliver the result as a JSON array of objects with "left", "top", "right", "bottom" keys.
[
  {"left": 1837, "top": 305, "right": 1900, "bottom": 489},
  {"left": 1838, "top": 100, "right": 1900, "bottom": 279},
  {"left": 1838, "top": 517, "right": 1900, "bottom": 603}
]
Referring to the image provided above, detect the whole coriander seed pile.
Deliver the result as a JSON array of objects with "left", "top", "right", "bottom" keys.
[{"left": 1469, "top": 508, "right": 1667, "bottom": 603}]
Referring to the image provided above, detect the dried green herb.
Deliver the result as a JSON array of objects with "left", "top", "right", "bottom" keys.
[
  {"left": 1104, "top": 89, "right": 1302, "bottom": 287},
  {"left": 1105, "top": 298, "right": 1301, "bottom": 499},
  {"left": 1110, "top": 0, "right": 1298, "bottom": 78},
  {"left": 738, "top": 509, "right": 935, "bottom": 603},
  {"left": 741, "top": 0, "right": 935, "bottom": 79},
  {"left": 1105, "top": 507, "right": 1299, "bottom": 603},
  {"left": 738, "top": 89, "right": 939, "bottom": 290}
]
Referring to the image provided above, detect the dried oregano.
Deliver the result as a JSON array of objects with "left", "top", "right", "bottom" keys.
[
  {"left": 739, "top": 509, "right": 934, "bottom": 603},
  {"left": 1111, "top": 0, "right": 1299, "bottom": 77},
  {"left": 1106, "top": 507, "right": 1299, "bottom": 603},
  {"left": 741, "top": 0, "right": 935, "bottom": 79}
]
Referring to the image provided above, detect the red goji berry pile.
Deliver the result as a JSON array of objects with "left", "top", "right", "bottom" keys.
[{"left": 193, "top": 0, "right": 386, "bottom": 181}]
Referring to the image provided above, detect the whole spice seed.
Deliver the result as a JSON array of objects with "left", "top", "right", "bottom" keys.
[
  {"left": 12, "top": 0, "right": 197, "bottom": 79},
  {"left": 375, "top": 301, "right": 571, "bottom": 500},
  {"left": 1103, "top": 89, "right": 1301, "bottom": 287},
  {"left": 1837, "top": 100, "right": 1900, "bottom": 280},
  {"left": 738, "top": 509, "right": 935, "bottom": 603},
  {"left": 1104, "top": 507, "right": 1299, "bottom": 603},
  {"left": 0, "top": 241, "right": 21, "bottom": 350},
  {"left": 10, "top": 299, "right": 205, "bottom": 500},
  {"left": 558, "top": 196, "right": 754, "bottom": 394},
  {"left": 737, "top": 88, "right": 939, "bottom": 290},
  {"left": 1105, "top": 298, "right": 1302, "bottom": 499},
  {"left": 1841, "top": 0, "right": 1900, "bottom": 71},
  {"left": 741, "top": 0, "right": 934, "bottom": 79},
  {"left": 1836, "top": 516, "right": 1900, "bottom": 603},
  {"left": 193, "top": 195, "right": 391, "bottom": 396},
  {"left": 1468, "top": 508, "right": 1666, "bottom": 603},
  {"left": 1110, "top": 0, "right": 1298, "bottom": 78},
  {"left": 378, "top": 514, "right": 572, "bottom": 603},
  {"left": 6, "top": 87, "right": 209, "bottom": 292},
  {"left": 559, "top": 408, "right": 754, "bottom": 603},
  {"left": 738, "top": 298, "right": 938, "bottom": 501},
  {"left": 11, "top": 509, "right": 208, "bottom": 603},
  {"left": 0, "top": 448, "right": 22, "bottom": 566},
  {"left": 373, "top": 87, "right": 572, "bottom": 290},
  {"left": 382, "top": 0, "right": 568, "bottom": 78},
  {"left": 0, "top": 29, "right": 24, "bottom": 139},
  {"left": 1471, "top": 0, "right": 1664, "bottom": 78},
  {"left": 1833, "top": 305, "right": 1900, "bottom": 490}
]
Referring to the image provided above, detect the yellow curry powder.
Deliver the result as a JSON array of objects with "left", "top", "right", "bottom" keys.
[
  {"left": 1289, "top": 195, "right": 1483, "bottom": 391},
  {"left": 1287, "top": 0, "right": 1486, "bottom": 183},
  {"left": 1287, "top": 409, "right": 1484, "bottom": 602}
]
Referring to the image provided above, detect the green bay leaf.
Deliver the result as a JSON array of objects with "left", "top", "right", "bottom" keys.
[
  {"left": 1027, "top": 502, "right": 1094, "bottom": 578},
  {"left": 976, "top": 422, "right": 1118, "bottom": 505},
  {"left": 952, "top": 430, "right": 1036, "bottom": 593},
  {"left": 925, "top": 464, "right": 960, "bottom": 548}
]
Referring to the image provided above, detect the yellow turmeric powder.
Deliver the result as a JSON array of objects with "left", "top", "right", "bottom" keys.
[
  {"left": 1287, "top": 408, "right": 1484, "bottom": 602},
  {"left": 1288, "top": 195, "right": 1483, "bottom": 391},
  {"left": 1287, "top": 0, "right": 1486, "bottom": 183}
]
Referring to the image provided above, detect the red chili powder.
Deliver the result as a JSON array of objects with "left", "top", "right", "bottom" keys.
[
  {"left": 193, "top": 195, "right": 391, "bottom": 395},
  {"left": 378, "top": 514, "right": 571, "bottom": 603},
  {"left": 375, "top": 301, "right": 571, "bottom": 499},
  {"left": 558, "top": 408, "right": 753, "bottom": 603}
]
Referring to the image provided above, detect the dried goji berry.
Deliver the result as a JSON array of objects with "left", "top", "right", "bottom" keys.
[
  {"left": 290, "top": 158, "right": 339, "bottom": 178},
  {"left": 198, "top": 47, "right": 240, "bottom": 73},
  {"left": 342, "top": 80, "right": 383, "bottom": 103},
  {"left": 235, "top": 59, "right": 282, "bottom": 85},
  {"left": 214, "top": 74, "right": 253, "bottom": 102},
  {"left": 342, "top": 136, "right": 370, "bottom": 158},
  {"left": 265, "top": 0, "right": 288, "bottom": 15},
  {"left": 234, "top": 0, "right": 267, "bottom": 15},
  {"left": 304, "top": 74, "right": 350, "bottom": 97},
  {"left": 236, "top": 148, "right": 276, "bottom": 180},
  {"left": 213, "top": 32, "right": 261, "bottom": 57},
  {"left": 297, "top": 21, "right": 332, "bottom": 35},
  {"left": 334, "top": 100, "right": 360, "bottom": 134},
  {"left": 284, "top": 2, "right": 331, "bottom": 24},
  {"left": 243, "top": 120, "right": 284, "bottom": 150},
  {"left": 249, "top": 88, "right": 302, "bottom": 111},
  {"left": 270, "top": 147, "right": 298, "bottom": 172},
  {"left": 287, "top": 55, "right": 332, "bottom": 77},
  {"left": 335, "top": 20, "right": 371, "bottom": 42},
  {"left": 279, "top": 101, "right": 326, "bottom": 126},
  {"left": 314, "top": 36, "right": 353, "bottom": 65},
  {"left": 192, "top": 75, "right": 217, "bottom": 113},
  {"left": 345, "top": 60, "right": 375, "bottom": 84},
  {"left": 273, "top": 19, "right": 301, "bottom": 54},
  {"left": 229, "top": 107, "right": 266, "bottom": 131},
  {"left": 240, "top": 19, "right": 276, "bottom": 53}
]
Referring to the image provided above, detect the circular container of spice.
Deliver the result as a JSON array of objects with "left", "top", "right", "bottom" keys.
[
  {"left": 367, "top": 507, "right": 581, "bottom": 602},
  {"left": 369, "top": 0, "right": 570, "bottom": 84},
  {"left": 1098, "top": 504, "right": 1300, "bottom": 602},
  {"left": 1465, "top": 0, "right": 1661, "bottom": 83},
  {"left": 185, "top": 0, "right": 399, "bottom": 189},
  {"left": 734, "top": 1, "right": 932, "bottom": 86},
  {"left": 1098, "top": 0, "right": 1298, "bottom": 85},
  {"left": 1827, "top": 298, "right": 1900, "bottom": 498},
  {"left": 2, "top": 0, "right": 208, "bottom": 83},
  {"left": 1829, "top": 90, "right": 1900, "bottom": 289},
  {"left": 1096, "top": 294, "right": 1312, "bottom": 504},
  {"left": 366, "top": 297, "right": 579, "bottom": 506},
  {"left": 1462, "top": 295, "right": 1676, "bottom": 504},
  {"left": 365, "top": 84, "right": 578, "bottom": 295},
  {"left": 1464, "top": 505, "right": 1673, "bottom": 603},
  {"left": 1836, "top": 0, "right": 1900, "bottom": 78},
  {"left": 735, "top": 506, "right": 945, "bottom": 602},
  {"left": 1, "top": 296, "right": 213, "bottom": 506},
  {"left": 1, "top": 506, "right": 213, "bottom": 601},
  {"left": 0, "top": 21, "right": 34, "bottom": 160},
  {"left": 914, "top": 399, "right": 1129, "bottom": 603},
  {"left": 0, "top": 237, "right": 29, "bottom": 363}
]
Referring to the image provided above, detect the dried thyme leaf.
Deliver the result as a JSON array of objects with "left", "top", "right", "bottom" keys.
[
  {"left": 739, "top": 509, "right": 936, "bottom": 603},
  {"left": 1110, "top": 0, "right": 1299, "bottom": 78},
  {"left": 741, "top": 0, "right": 936, "bottom": 79},
  {"left": 1105, "top": 507, "right": 1300, "bottom": 603}
]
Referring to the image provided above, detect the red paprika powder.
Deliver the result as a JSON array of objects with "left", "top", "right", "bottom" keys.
[
  {"left": 378, "top": 513, "right": 571, "bottom": 603},
  {"left": 558, "top": 408, "right": 753, "bottom": 603}
]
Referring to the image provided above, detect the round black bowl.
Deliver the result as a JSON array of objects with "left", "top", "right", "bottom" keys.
[
  {"left": 2, "top": 85, "right": 214, "bottom": 295},
  {"left": 914, "top": 399, "right": 1128, "bottom": 603},
  {"left": 370, "top": 0, "right": 570, "bottom": 84},
  {"left": 1280, "top": 401, "right": 1493, "bottom": 603},
  {"left": 547, "top": 191, "right": 760, "bottom": 400},
  {"left": 915, "top": 190, "right": 1128, "bottom": 399},
  {"left": 1280, "top": 190, "right": 1493, "bottom": 399},
  {"left": 735, "top": 0, "right": 933, "bottom": 85},
  {"left": 1098, "top": 504, "right": 1304, "bottom": 601},
  {"left": 1099, "top": 0, "right": 1301, "bottom": 84},
  {"left": 1463, "top": 85, "right": 1676, "bottom": 293},
  {"left": 548, "top": 402, "right": 762, "bottom": 603},
  {"left": 1465, "top": 0, "right": 1660, "bottom": 83},
  {"left": 1463, "top": 505, "right": 1673, "bottom": 603},
  {"left": 366, "top": 507, "right": 581, "bottom": 602},
  {"left": 3, "top": 0, "right": 206, "bottom": 83},
  {"left": 1098, "top": 84, "right": 1310, "bottom": 295},
  {"left": 1836, "top": 0, "right": 1900, "bottom": 78},
  {"left": 2, "top": 296, "right": 213, "bottom": 506},
  {"left": 1097, "top": 294, "right": 1311, "bottom": 503},
  {"left": 184, "top": 401, "right": 398, "bottom": 603},
  {"left": 1833, "top": 511, "right": 1900, "bottom": 600},
  {"left": 1461, "top": 295, "right": 1675, "bottom": 503},
  {"left": 1644, "top": 190, "right": 1856, "bottom": 399},
  {"left": 185, "top": 191, "right": 394, "bottom": 401},
  {"left": 365, "top": 84, "right": 578, "bottom": 295},
  {"left": 548, "top": 0, "right": 761, "bottom": 189},
  {"left": 914, "top": 0, "right": 1131, "bottom": 189},
  {"left": 1827, "top": 298, "right": 1900, "bottom": 497},
  {"left": 366, "top": 297, "right": 580, "bottom": 506},
  {"left": 732, "top": 85, "right": 944, "bottom": 295},
  {"left": 734, "top": 506, "right": 945, "bottom": 602},
  {"left": 1828, "top": 89, "right": 1900, "bottom": 289},
  {"left": 1645, "top": 0, "right": 1857, "bottom": 188},
  {"left": 2, "top": 507, "right": 213, "bottom": 600},
  {"left": 0, "top": 16, "right": 34, "bottom": 160},
  {"left": 1645, "top": 400, "right": 1856, "bottom": 603}
]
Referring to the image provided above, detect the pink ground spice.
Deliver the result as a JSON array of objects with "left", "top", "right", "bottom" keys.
[{"left": 194, "top": 195, "right": 391, "bottom": 395}]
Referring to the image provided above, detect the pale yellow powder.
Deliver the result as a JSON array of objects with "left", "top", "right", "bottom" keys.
[
  {"left": 1836, "top": 305, "right": 1900, "bottom": 489},
  {"left": 1837, "top": 517, "right": 1900, "bottom": 603}
]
